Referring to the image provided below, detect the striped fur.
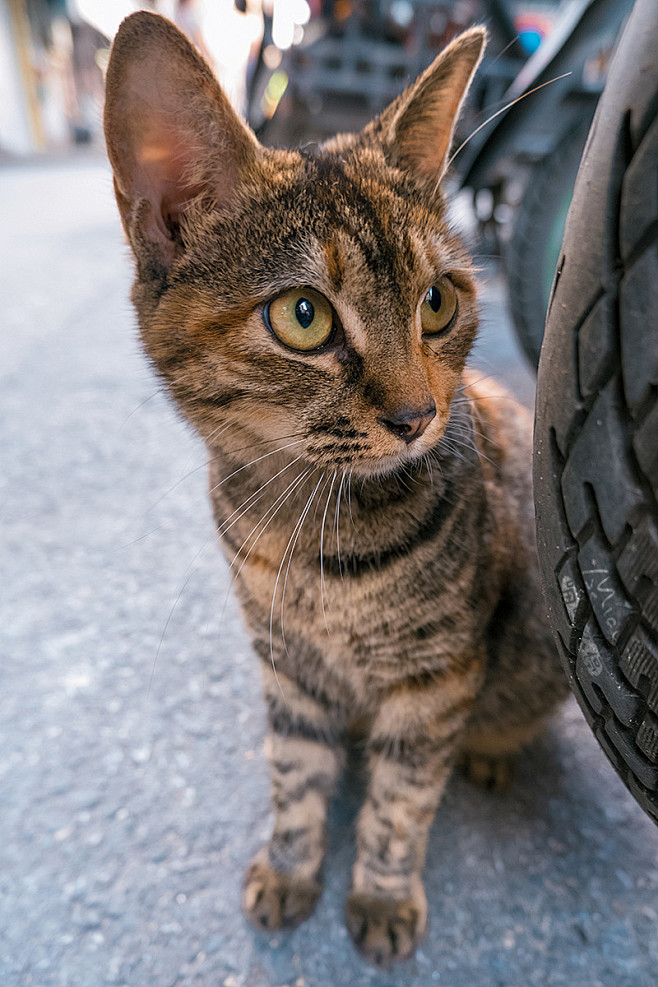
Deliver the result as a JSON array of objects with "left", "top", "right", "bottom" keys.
[{"left": 105, "top": 12, "right": 568, "bottom": 966}]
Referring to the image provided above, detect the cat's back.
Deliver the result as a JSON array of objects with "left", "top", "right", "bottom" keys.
[{"left": 461, "top": 368, "right": 536, "bottom": 566}]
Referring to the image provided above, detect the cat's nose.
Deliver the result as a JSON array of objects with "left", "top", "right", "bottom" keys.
[{"left": 379, "top": 403, "right": 437, "bottom": 444}]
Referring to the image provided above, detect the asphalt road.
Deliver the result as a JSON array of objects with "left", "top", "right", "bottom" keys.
[{"left": 1, "top": 156, "right": 657, "bottom": 987}]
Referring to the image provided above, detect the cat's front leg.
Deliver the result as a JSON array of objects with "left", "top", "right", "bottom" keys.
[
  {"left": 346, "top": 661, "right": 483, "bottom": 966},
  {"left": 242, "top": 662, "right": 345, "bottom": 931}
]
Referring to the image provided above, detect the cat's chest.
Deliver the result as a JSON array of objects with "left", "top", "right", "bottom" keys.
[{"left": 218, "top": 477, "right": 498, "bottom": 694}]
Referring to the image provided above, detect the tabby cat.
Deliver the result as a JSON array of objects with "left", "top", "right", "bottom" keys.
[{"left": 104, "top": 12, "right": 568, "bottom": 966}]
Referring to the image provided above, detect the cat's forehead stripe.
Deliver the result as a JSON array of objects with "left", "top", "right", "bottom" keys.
[
  {"left": 301, "top": 152, "right": 411, "bottom": 286},
  {"left": 324, "top": 242, "right": 344, "bottom": 293}
]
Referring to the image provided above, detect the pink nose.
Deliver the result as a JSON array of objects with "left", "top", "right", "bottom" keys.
[{"left": 379, "top": 404, "right": 436, "bottom": 444}]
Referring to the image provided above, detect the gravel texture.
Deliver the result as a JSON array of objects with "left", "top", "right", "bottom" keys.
[{"left": 1, "top": 157, "right": 657, "bottom": 987}]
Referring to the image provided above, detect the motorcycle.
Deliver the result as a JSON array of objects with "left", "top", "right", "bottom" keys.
[{"left": 459, "top": 0, "right": 635, "bottom": 367}]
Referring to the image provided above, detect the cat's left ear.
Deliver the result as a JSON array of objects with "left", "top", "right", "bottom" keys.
[{"left": 367, "top": 27, "right": 486, "bottom": 188}]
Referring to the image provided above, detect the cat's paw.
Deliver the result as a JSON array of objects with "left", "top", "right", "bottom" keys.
[
  {"left": 345, "top": 890, "right": 426, "bottom": 966},
  {"left": 459, "top": 751, "right": 516, "bottom": 792},
  {"left": 242, "top": 852, "right": 321, "bottom": 931}
]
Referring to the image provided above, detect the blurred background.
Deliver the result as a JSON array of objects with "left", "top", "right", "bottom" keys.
[
  {"left": 0, "top": 0, "right": 616, "bottom": 150},
  {"left": 0, "top": 0, "right": 632, "bottom": 365}
]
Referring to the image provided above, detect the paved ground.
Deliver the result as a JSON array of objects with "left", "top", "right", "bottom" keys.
[{"left": 1, "top": 157, "right": 657, "bottom": 987}]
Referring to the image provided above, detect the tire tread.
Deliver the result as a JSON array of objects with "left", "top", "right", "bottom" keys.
[{"left": 534, "top": 0, "right": 658, "bottom": 824}]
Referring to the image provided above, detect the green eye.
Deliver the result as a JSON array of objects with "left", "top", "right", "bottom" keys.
[
  {"left": 265, "top": 288, "right": 334, "bottom": 351},
  {"left": 420, "top": 277, "right": 458, "bottom": 335}
]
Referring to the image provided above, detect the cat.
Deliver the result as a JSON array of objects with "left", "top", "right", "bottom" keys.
[{"left": 104, "top": 11, "right": 568, "bottom": 966}]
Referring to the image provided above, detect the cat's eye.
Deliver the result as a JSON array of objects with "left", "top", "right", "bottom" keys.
[
  {"left": 265, "top": 288, "right": 334, "bottom": 351},
  {"left": 420, "top": 277, "right": 458, "bottom": 336}
]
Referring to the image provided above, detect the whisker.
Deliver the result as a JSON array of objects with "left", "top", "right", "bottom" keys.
[
  {"left": 441, "top": 434, "right": 497, "bottom": 470},
  {"left": 334, "top": 468, "right": 347, "bottom": 580},
  {"left": 312, "top": 471, "right": 333, "bottom": 524},
  {"left": 453, "top": 391, "right": 527, "bottom": 406},
  {"left": 449, "top": 401, "right": 504, "bottom": 450},
  {"left": 208, "top": 429, "right": 306, "bottom": 459},
  {"left": 143, "top": 430, "right": 304, "bottom": 520},
  {"left": 215, "top": 454, "right": 306, "bottom": 541},
  {"left": 271, "top": 472, "right": 326, "bottom": 690},
  {"left": 207, "top": 437, "right": 307, "bottom": 499},
  {"left": 347, "top": 468, "right": 354, "bottom": 523},
  {"left": 423, "top": 453, "right": 434, "bottom": 488},
  {"left": 487, "top": 33, "right": 522, "bottom": 69},
  {"left": 427, "top": 449, "right": 444, "bottom": 480},
  {"left": 319, "top": 471, "right": 337, "bottom": 633},
  {"left": 227, "top": 466, "right": 312, "bottom": 573},
  {"left": 173, "top": 419, "right": 233, "bottom": 483},
  {"left": 448, "top": 72, "right": 572, "bottom": 169},
  {"left": 144, "top": 436, "right": 308, "bottom": 685},
  {"left": 397, "top": 467, "right": 414, "bottom": 493},
  {"left": 221, "top": 466, "right": 314, "bottom": 620},
  {"left": 451, "top": 396, "right": 505, "bottom": 426},
  {"left": 120, "top": 524, "right": 170, "bottom": 551},
  {"left": 279, "top": 471, "right": 326, "bottom": 653},
  {"left": 466, "top": 424, "right": 503, "bottom": 450},
  {"left": 120, "top": 391, "right": 160, "bottom": 427},
  {"left": 148, "top": 536, "right": 215, "bottom": 694},
  {"left": 456, "top": 372, "right": 497, "bottom": 392},
  {"left": 199, "top": 418, "right": 232, "bottom": 448}
]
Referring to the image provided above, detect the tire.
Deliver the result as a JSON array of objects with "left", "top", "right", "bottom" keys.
[
  {"left": 534, "top": 0, "right": 658, "bottom": 824},
  {"left": 506, "top": 122, "right": 591, "bottom": 369}
]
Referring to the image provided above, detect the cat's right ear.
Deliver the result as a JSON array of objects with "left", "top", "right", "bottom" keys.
[{"left": 104, "top": 11, "right": 259, "bottom": 272}]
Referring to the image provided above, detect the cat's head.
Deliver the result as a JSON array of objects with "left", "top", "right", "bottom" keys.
[{"left": 104, "top": 12, "right": 485, "bottom": 476}]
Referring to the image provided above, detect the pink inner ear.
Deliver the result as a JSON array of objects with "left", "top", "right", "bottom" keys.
[
  {"left": 135, "top": 117, "right": 199, "bottom": 216},
  {"left": 414, "top": 92, "right": 463, "bottom": 181},
  {"left": 116, "top": 111, "right": 206, "bottom": 257},
  {"left": 105, "top": 10, "right": 260, "bottom": 266},
  {"left": 128, "top": 98, "right": 245, "bottom": 232}
]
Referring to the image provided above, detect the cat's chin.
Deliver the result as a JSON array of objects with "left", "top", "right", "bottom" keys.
[{"left": 348, "top": 446, "right": 431, "bottom": 481}]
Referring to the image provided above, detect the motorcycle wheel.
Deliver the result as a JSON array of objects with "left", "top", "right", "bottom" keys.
[
  {"left": 506, "top": 123, "right": 590, "bottom": 369},
  {"left": 534, "top": 0, "right": 658, "bottom": 823}
]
